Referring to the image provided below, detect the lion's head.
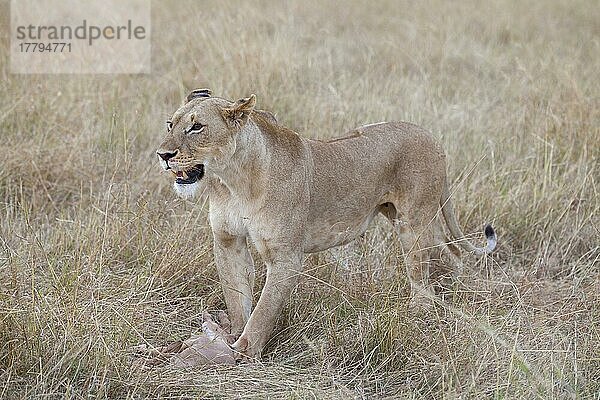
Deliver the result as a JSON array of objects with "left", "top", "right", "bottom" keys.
[{"left": 157, "top": 89, "right": 258, "bottom": 198}]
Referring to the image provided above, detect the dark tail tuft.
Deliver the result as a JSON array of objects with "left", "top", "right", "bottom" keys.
[{"left": 484, "top": 224, "right": 495, "bottom": 239}]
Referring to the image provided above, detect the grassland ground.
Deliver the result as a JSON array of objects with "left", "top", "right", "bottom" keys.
[{"left": 0, "top": 0, "right": 598, "bottom": 398}]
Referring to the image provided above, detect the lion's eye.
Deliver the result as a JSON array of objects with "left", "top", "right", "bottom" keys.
[
  {"left": 166, "top": 120, "right": 173, "bottom": 132},
  {"left": 187, "top": 122, "right": 205, "bottom": 134}
]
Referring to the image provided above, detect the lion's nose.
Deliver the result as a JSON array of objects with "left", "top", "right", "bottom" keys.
[{"left": 157, "top": 149, "right": 178, "bottom": 161}]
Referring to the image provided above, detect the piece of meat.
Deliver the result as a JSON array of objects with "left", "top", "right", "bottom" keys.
[{"left": 133, "top": 311, "right": 236, "bottom": 368}]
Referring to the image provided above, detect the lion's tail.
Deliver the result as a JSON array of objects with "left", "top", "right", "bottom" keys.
[{"left": 440, "top": 180, "right": 497, "bottom": 256}]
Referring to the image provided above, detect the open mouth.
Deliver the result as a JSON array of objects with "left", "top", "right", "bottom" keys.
[{"left": 173, "top": 164, "right": 205, "bottom": 185}]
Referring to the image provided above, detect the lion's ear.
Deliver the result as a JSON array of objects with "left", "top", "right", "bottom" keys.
[
  {"left": 221, "top": 94, "right": 257, "bottom": 128},
  {"left": 186, "top": 88, "right": 212, "bottom": 103}
]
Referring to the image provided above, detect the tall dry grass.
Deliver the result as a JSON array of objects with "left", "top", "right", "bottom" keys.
[{"left": 0, "top": 0, "right": 598, "bottom": 398}]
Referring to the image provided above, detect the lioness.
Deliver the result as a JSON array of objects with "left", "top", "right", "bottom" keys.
[{"left": 157, "top": 89, "right": 497, "bottom": 359}]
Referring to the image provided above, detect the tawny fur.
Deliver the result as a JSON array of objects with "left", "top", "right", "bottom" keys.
[{"left": 156, "top": 90, "right": 496, "bottom": 359}]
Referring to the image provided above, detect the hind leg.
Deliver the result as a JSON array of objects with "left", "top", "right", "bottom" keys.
[
  {"left": 380, "top": 202, "right": 446, "bottom": 305},
  {"left": 396, "top": 222, "right": 435, "bottom": 306},
  {"left": 381, "top": 202, "right": 463, "bottom": 282},
  {"left": 379, "top": 204, "right": 433, "bottom": 303},
  {"left": 431, "top": 219, "right": 463, "bottom": 277}
]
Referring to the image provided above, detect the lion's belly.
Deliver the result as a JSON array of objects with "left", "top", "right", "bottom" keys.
[
  {"left": 303, "top": 136, "right": 396, "bottom": 253},
  {"left": 303, "top": 209, "right": 379, "bottom": 253}
]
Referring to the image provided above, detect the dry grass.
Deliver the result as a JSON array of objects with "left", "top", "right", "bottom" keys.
[{"left": 0, "top": 0, "right": 599, "bottom": 398}]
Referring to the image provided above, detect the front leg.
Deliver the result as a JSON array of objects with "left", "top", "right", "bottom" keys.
[
  {"left": 232, "top": 251, "right": 302, "bottom": 359},
  {"left": 213, "top": 231, "right": 255, "bottom": 337}
]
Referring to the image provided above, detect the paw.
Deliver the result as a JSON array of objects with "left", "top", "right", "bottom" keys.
[
  {"left": 408, "top": 295, "right": 434, "bottom": 312},
  {"left": 408, "top": 286, "right": 436, "bottom": 312},
  {"left": 231, "top": 335, "right": 260, "bottom": 363}
]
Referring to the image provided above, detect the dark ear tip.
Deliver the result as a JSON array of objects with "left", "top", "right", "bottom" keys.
[
  {"left": 192, "top": 88, "right": 211, "bottom": 95},
  {"left": 186, "top": 88, "right": 212, "bottom": 102}
]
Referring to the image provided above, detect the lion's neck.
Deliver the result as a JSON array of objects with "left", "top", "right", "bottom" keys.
[{"left": 211, "top": 121, "right": 269, "bottom": 201}]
